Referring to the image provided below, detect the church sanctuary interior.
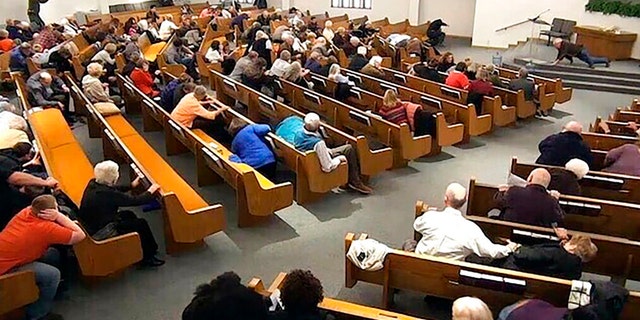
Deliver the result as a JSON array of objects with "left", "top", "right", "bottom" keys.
[{"left": 3, "top": 0, "right": 640, "bottom": 319}]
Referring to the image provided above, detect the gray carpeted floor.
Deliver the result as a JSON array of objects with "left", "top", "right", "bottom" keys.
[{"left": 41, "top": 39, "right": 640, "bottom": 319}]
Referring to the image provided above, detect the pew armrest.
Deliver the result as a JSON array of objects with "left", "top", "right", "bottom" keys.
[{"left": 0, "top": 271, "right": 39, "bottom": 314}]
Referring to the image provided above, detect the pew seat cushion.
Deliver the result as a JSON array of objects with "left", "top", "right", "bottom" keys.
[
  {"left": 46, "top": 143, "right": 94, "bottom": 205},
  {"left": 105, "top": 115, "right": 140, "bottom": 139},
  {"left": 192, "top": 129, "right": 274, "bottom": 189},
  {"left": 119, "top": 134, "right": 208, "bottom": 211},
  {"left": 94, "top": 102, "right": 122, "bottom": 116},
  {"left": 29, "top": 109, "right": 77, "bottom": 149},
  {"left": 143, "top": 42, "right": 166, "bottom": 62}
]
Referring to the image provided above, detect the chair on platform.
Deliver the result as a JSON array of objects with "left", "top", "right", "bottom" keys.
[{"left": 541, "top": 18, "right": 576, "bottom": 46}]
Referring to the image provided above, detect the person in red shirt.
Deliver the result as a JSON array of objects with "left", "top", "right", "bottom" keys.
[
  {"left": 0, "top": 195, "right": 85, "bottom": 320},
  {"left": 466, "top": 68, "right": 494, "bottom": 115},
  {"left": 130, "top": 60, "right": 160, "bottom": 98},
  {"left": 445, "top": 62, "right": 470, "bottom": 90},
  {"left": 0, "top": 30, "right": 15, "bottom": 53}
]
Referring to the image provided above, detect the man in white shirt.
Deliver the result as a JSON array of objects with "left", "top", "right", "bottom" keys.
[
  {"left": 269, "top": 50, "right": 291, "bottom": 77},
  {"left": 295, "top": 113, "right": 372, "bottom": 195},
  {"left": 414, "top": 183, "right": 514, "bottom": 261}
]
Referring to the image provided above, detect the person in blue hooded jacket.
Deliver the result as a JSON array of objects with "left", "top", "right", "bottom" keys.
[{"left": 228, "top": 118, "right": 277, "bottom": 180}]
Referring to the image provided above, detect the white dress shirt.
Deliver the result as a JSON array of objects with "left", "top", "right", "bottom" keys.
[
  {"left": 414, "top": 207, "right": 512, "bottom": 261},
  {"left": 205, "top": 48, "right": 223, "bottom": 62},
  {"left": 269, "top": 59, "right": 291, "bottom": 77}
]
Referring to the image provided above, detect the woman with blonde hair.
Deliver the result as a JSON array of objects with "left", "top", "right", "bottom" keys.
[
  {"left": 452, "top": 297, "right": 493, "bottom": 320},
  {"left": 328, "top": 64, "right": 352, "bottom": 101},
  {"left": 467, "top": 67, "right": 494, "bottom": 115},
  {"left": 379, "top": 89, "right": 409, "bottom": 126}
]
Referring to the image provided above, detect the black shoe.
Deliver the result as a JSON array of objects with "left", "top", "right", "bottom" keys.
[
  {"left": 40, "top": 313, "right": 64, "bottom": 320},
  {"left": 606, "top": 60, "right": 611, "bottom": 68},
  {"left": 139, "top": 256, "right": 165, "bottom": 268},
  {"left": 588, "top": 64, "right": 595, "bottom": 69}
]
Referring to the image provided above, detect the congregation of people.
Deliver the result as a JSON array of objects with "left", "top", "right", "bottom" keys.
[{"left": 0, "top": 1, "right": 639, "bottom": 320}]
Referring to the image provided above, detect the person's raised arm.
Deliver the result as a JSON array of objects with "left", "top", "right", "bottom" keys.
[{"left": 38, "top": 209, "right": 86, "bottom": 244}]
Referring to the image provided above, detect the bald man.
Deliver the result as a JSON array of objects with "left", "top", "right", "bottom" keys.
[
  {"left": 496, "top": 168, "right": 565, "bottom": 228},
  {"left": 413, "top": 183, "right": 514, "bottom": 261},
  {"left": 536, "top": 121, "right": 593, "bottom": 167}
]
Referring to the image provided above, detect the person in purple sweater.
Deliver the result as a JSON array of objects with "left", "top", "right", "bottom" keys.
[
  {"left": 603, "top": 142, "right": 640, "bottom": 176},
  {"left": 228, "top": 118, "right": 277, "bottom": 180}
]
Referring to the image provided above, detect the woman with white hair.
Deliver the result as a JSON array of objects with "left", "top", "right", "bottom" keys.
[
  {"left": 548, "top": 158, "right": 589, "bottom": 196},
  {"left": 282, "top": 61, "right": 311, "bottom": 88},
  {"left": 360, "top": 56, "right": 386, "bottom": 79},
  {"left": 159, "top": 14, "right": 179, "bottom": 41},
  {"left": 79, "top": 161, "right": 164, "bottom": 267},
  {"left": 452, "top": 297, "right": 493, "bottom": 320},
  {"left": 328, "top": 64, "right": 352, "bottom": 101},
  {"left": 322, "top": 20, "right": 335, "bottom": 44},
  {"left": 82, "top": 62, "right": 123, "bottom": 106},
  {"left": 311, "top": 37, "right": 331, "bottom": 57},
  {"left": 251, "top": 30, "right": 273, "bottom": 68}
]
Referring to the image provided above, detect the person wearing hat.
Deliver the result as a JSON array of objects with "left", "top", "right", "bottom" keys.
[
  {"left": 9, "top": 42, "right": 34, "bottom": 74},
  {"left": 0, "top": 194, "right": 86, "bottom": 320},
  {"left": 427, "top": 19, "right": 448, "bottom": 47}
]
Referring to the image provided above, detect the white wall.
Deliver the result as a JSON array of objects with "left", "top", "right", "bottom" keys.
[
  {"left": 0, "top": 0, "right": 101, "bottom": 24},
  {"left": 419, "top": 0, "right": 475, "bottom": 37},
  {"left": 472, "top": 0, "right": 640, "bottom": 59},
  {"left": 287, "top": 0, "right": 419, "bottom": 25}
]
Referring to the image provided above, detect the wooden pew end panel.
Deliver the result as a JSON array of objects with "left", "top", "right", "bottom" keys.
[
  {"left": 0, "top": 271, "right": 38, "bottom": 316},
  {"left": 73, "top": 231, "right": 143, "bottom": 277}
]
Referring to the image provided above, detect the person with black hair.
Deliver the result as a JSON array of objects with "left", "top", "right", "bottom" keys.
[
  {"left": 270, "top": 269, "right": 334, "bottom": 320},
  {"left": 409, "top": 59, "right": 444, "bottom": 83},
  {"left": 0, "top": 142, "right": 34, "bottom": 172},
  {"left": 146, "top": 5, "right": 161, "bottom": 23},
  {"left": 182, "top": 271, "right": 269, "bottom": 320}
]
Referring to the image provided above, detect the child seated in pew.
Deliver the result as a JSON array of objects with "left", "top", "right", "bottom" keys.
[
  {"left": 227, "top": 118, "right": 278, "bottom": 180},
  {"left": 468, "top": 235, "right": 598, "bottom": 280},
  {"left": 327, "top": 63, "right": 354, "bottom": 102},
  {"left": 182, "top": 271, "right": 270, "bottom": 320}
]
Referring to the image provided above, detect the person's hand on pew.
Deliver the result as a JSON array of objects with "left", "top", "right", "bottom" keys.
[
  {"left": 57, "top": 102, "right": 65, "bottom": 110},
  {"left": 505, "top": 240, "right": 521, "bottom": 252},
  {"left": 497, "top": 184, "right": 510, "bottom": 192},
  {"left": 147, "top": 183, "right": 161, "bottom": 195},
  {"left": 627, "top": 122, "right": 638, "bottom": 131},
  {"left": 553, "top": 227, "right": 569, "bottom": 241},
  {"left": 132, "top": 177, "right": 142, "bottom": 188},
  {"left": 45, "top": 177, "right": 59, "bottom": 189},
  {"left": 548, "top": 190, "right": 561, "bottom": 200}
]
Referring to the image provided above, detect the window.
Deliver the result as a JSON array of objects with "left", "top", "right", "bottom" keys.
[{"left": 331, "top": 0, "right": 372, "bottom": 9}]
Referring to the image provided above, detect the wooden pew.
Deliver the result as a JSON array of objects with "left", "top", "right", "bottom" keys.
[
  {"left": 590, "top": 116, "right": 637, "bottom": 137},
  {"left": 156, "top": 34, "right": 186, "bottom": 78},
  {"left": 370, "top": 18, "right": 390, "bottom": 29},
  {"left": 581, "top": 131, "right": 637, "bottom": 171},
  {"left": 66, "top": 74, "right": 225, "bottom": 254},
  {"left": 382, "top": 67, "right": 518, "bottom": 125},
  {"left": 611, "top": 107, "right": 640, "bottom": 123},
  {"left": 196, "top": 26, "right": 235, "bottom": 87},
  {"left": 71, "top": 44, "right": 99, "bottom": 80},
  {"left": 14, "top": 73, "right": 145, "bottom": 277},
  {"left": 249, "top": 272, "right": 428, "bottom": 320},
  {"left": 497, "top": 66, "right": 570, "bottom": 105},
  {"left": 0, "top": 52, "right": 11, "bottom": 83},
  {"left": 510, "top": 156, "right": 640, "bottom": 205},
  {"left": 276, "top": 77, "right": 422, "bottom": 167},
  {"left": 629, "top": 98, "right": 639, "bottom": 111},
  {"left": 340, "top": 68, "right": 471, "bottom": 145},
  {"left": 344, "top": 232, "right": 640, "bottom": 318},
  {"left": 84, "top": 3, "right": 210, "bottom": 25},
  {"left": 456, "top": 209, "right": 640, "bottom": 285},
  {"left": 306, "top": 73, "right": 433, "bottom": 163},
  {"left": 118, "top": 72, "right": 294, "bottom": 227},
  {"left": 0, "top": 271, "right": 38, "bottom": 318},
  {"left": 138, "top": 33, "right": 166, "bottom": 63},
  {"left": 210, "top": 69, "right": 350, "bottom": 204},
  {"left": 466, "top": 178, "right": 640, "bottom": 241},
  {"left": 210, "top": 71, "right": 393, "bottom": 178},
  {"left": 379, "top": 19, "right": 409, "bottom": 38},
  {"left": 351, "top": 16, "right": 368, "bottom": 28}
]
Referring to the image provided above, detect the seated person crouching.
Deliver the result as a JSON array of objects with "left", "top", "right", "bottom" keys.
[
  {"left": 78, "top": 161, "right": 164, "bottom": 267},
  {"left": 227, "top": 118, "right": 277, "bottom": 180},
  {"left": 275, "top": 113, "right": 372, "bottom": 194},
  {"left": 170, "top": 85, "right": 231, "bottom": 144},
  {"left": 0, "top": 195, "right": 85, "bottom": 320}
]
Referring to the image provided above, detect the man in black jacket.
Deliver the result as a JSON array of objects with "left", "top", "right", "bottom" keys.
[
  {"left": 552, "top": 38, "right": 609, "bottom": 69},
  {"left": 536, "top": 121, "right": 593, "bottom": 167},
  {"left": 79, "top": 161, "right": 164, "bottom": 267},
  {"left": 348, "top": 46, "right": 369, "bottom": 71}
]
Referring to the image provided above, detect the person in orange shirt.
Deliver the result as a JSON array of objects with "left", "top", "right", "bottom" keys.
[
  {"left": 0, "top": 195, "right": 85, "bottom": 320},
  {"left": 0, "top": 30, "right": 15, "bottom": 53},
  {"left": 445, "top": 62, "right": 470, "bottom": 90},
  {"left": 130, "top": 60, "right": 160, "bottom": 98},
  {"left": 170, "top": 85, "right": 230, "bottom": 142}
]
